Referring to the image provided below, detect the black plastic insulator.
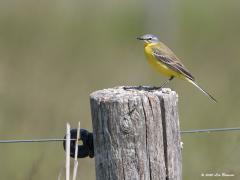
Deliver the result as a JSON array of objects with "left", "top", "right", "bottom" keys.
[{"left": 63, "top": 129, "right": 94, "bottom": 158}]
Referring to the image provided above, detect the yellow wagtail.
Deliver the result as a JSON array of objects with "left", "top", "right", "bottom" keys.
[{"left": 137, "top": 34, "right": 217, "bottom": 103}]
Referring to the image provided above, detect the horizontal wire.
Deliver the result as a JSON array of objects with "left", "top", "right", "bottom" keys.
[
  {"left": 181, "top": 127, "right": 240, "bottom": 134},
  {"left": 0, "top": 139, "right": 77, "bottom": 143},
  {"left": 0, "top": 127, "right": 240, "bottom": 144}
]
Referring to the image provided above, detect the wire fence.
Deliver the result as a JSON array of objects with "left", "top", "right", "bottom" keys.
[
  {"left": 0, "top": 127, "right": 240, "bottom": 144},
  {"left": 180, "top": 127, "right": 240, "bottom": 134}
]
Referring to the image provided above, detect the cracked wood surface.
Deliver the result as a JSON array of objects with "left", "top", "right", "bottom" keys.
[{"left": 90, "top": 86, "right": 181, "bottom": 180}]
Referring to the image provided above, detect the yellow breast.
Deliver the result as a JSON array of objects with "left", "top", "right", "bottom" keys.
[{"left": 144, "top": 43, "right": 181, "bottom": 78}]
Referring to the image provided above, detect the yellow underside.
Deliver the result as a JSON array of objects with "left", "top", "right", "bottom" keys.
[{"left": 144, "top": 44, "right": 184, "bottom": 79}]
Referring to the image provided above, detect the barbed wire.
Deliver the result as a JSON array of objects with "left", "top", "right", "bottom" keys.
[{"left": 0, "top": 127, "right": 240, "bottom": 143}]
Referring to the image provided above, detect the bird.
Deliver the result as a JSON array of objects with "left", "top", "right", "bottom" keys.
[{"left": 137, "top": 34, "right": 217, "bottom": 103}]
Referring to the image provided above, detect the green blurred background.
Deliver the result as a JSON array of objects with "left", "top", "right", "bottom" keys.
[{"left": 0, "top": 0, "right": 239, "bottom": 179}]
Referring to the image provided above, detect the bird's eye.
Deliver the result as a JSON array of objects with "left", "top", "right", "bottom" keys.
[{"left": 148, "top": 38, "right": 152, "bottom": 40}]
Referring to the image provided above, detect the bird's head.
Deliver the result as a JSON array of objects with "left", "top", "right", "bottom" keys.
[{"left": 137, "top": 34, "right": 159, "bottom": 44}]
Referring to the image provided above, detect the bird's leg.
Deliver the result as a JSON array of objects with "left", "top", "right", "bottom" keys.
[
  {"left": 150, "top": 76, "right": 174, "bottom": 90},
  {"left": 159, "top": 76, "right": 174, "bottom": 88}
]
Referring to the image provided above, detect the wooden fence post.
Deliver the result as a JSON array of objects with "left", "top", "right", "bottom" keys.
[{"left": 90, "top": 87, "right": 182, "bottom": 180}]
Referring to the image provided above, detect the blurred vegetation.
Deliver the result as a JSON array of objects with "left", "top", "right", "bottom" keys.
[{"left": 0, "top": 0, "right": 239, "bottom": 179}]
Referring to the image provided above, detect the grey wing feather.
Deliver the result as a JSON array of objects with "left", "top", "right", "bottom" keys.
[{"left": 152, "top": 48, "right": 195, "bottom": 81}]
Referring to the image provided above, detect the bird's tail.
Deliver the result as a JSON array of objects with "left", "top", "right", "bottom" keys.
[{"left": 186, "top": 78, "right": 217, "bottom": 103}]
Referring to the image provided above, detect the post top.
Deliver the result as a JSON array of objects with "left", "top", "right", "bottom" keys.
[{"left": 90, "top": 86, "right": 178, "bottom": 102}]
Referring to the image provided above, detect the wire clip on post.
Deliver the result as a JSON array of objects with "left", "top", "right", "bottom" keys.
[{"left": 63, "top": 129, "right": 94, "bottom": 158}]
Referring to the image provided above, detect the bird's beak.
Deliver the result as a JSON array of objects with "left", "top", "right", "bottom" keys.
[{"left": 136, "top": 36, "right": 144, "bottom": 40}]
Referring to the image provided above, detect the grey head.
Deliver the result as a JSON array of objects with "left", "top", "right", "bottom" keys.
[{"left": 137, "top": 34, "right": 159, "bottom": 43}]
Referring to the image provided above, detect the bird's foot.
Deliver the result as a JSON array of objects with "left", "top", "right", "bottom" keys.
[
  {"left": 123, "top": 86, "right": 162, "bottom": 91},
  {"left": 123, "top": 86, "right": 145, "bottom": 91},
  {"left": 148, "top": 86, "right": 162, "bottom": 91}
]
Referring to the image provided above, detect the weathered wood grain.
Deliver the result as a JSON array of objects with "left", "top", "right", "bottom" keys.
[{"left": 90, "top": 86, "right": 181, "bottom": 180}]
